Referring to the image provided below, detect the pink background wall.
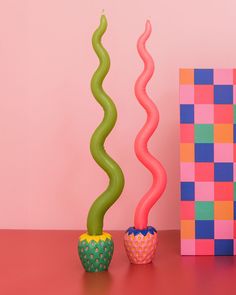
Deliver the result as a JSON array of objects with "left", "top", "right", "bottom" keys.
[{"left": 0, "top": 0, "right": 236, "bottom": 230}]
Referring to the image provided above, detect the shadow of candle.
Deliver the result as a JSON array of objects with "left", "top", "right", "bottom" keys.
[
  {"left": 120, "top": 263, "right": 157, "bottom": 294},
  {"left": 81, "top": 271, "right": 113, "bottom": 295}
]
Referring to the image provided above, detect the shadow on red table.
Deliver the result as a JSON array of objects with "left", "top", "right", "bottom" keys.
[{"left": 81, "top": 271, "right": 113, "bottom": 295}]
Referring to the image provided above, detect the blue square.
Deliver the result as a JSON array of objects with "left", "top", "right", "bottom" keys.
[
  {"left": 234, "top": 125, "right": 236, "bottom": 143},
  {"left": 214, "top": 85, "right": 233, "bottom": 104},
  {"left": 180, "top": 105, "right": 194, "bottom": 124},
  {"left": 195, "top": 143, "right": 214, "bottom": 162},
  {"left": 234, "top": 202, "right": 236, "bottom": 220},
  {"left": 181, "top": 182, "right": 195, "bottom": 201},
  {"left": 214, "top": 163, "right": 233, "bottom": 182},
  {"left": 195, "top": 220, "right": 214, "bottom": 239},
  {"left": 215, "top": 240, "right": 233, "bottom": 256},
  {"left": 194, "top": 69, "right": 213, "bottom": 85}
]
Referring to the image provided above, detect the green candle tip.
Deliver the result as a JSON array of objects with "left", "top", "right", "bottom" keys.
[
  {"left": 100, "top": 14, "right": 107, "bottom": 28},
  {"left": 101, "top": 10, "right": 106, "bottom": 19}
]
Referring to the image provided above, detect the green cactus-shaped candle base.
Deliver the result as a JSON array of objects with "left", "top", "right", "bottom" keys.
[{"left": 78, "top": 232, "right": 114, "bottom": 272}]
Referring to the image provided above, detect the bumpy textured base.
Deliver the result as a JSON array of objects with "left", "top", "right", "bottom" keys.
[
  {"left": 124, "top": 226, "right": 158, "bottom": 264},
  {"left": 78, "top": 232, "right": 114, "bottom": 272}
]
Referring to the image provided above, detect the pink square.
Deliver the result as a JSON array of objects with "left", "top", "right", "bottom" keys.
[
  {"left": 214, "top": 69, "right": 233, "bottom": 85},
  {"left": 180, "top": 163, "right": 194, "bottom": 181},
  {"left": 234, "top": 163, "right": 236, "bottom": 181},
  {"left": 234, "top": 221, "right": 236, "bottom": 238},
  {"left": 195, "top": 182, "right": 214, "bottom": 201},
  {"left": 195, "top": 105, "right": 214, "bottom": 124},
  {"left": 195, "top": 240, "right": 214, "bottom": 255},
  {"left": 234, "top": 86, "right": 236, "bottom": 104},
  {"left": 215, "top": 220, "right": 234, "bottom": 239},
  {"left": 181, "top": 239, "right": 195, "bottom": 255},
  {"left": 234, "top": 164, "right": 236, "bottom": 181},
  {"left": 214, "top": 144, "right": 233, "bottom": 162},
  {"left": 179, "top": 85, "right": 194, "bottom": 104}
]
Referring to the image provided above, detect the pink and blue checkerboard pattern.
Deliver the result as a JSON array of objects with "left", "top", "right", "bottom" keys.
[{"left": 180, "top": 69, "right": 236, "bottom": 255}]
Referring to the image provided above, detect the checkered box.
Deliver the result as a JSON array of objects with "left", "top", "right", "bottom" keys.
[{"left": 180, "top": 69, "right": 236, "bottom": 255}]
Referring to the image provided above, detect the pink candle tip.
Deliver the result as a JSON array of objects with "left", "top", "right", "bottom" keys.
[{"left": 145, "top": 20, "right": 152, "bottom": 31}]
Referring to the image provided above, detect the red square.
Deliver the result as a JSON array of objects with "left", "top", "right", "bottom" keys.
[
  {"left": 195, "top": 163, "right": 214, "bottom": 181},
  {"left": 233, "top": 69, "right": 236, "bottom": 84},
  {"left": 214, "top": 105, "right": 233, "bottom": 123},
  {"left": 196, "top": 240, "right": 214, "bottom": 255},
  {"left": 194, "top": 85, "right": 214, "bottom": 104},
  {"left": 180, "top": 124, "right": 194, "bottom": 143},
  {"left": 234, "top": 144, "right": 236, "bottom": 162},
  {"left": 215, "top": 182, "right": 233, "bottom": 200},
  {"left": 180, "top": 201, "right": 195, "bottom": 220}
]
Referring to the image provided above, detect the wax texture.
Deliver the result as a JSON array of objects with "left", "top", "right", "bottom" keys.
[
  {"left": 134, "top": 21, "right": 167, "bottom": 230},
  {"left": 86, "top": 15, "right": 125, "bottom": 236}
]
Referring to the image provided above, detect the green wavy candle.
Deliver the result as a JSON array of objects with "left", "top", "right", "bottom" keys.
[{"left": 87, "top": 15, "right": 125, "bottom": 236}]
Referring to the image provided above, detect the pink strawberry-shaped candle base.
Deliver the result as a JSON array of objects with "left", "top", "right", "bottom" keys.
[{"left": 124, "top": 226, "right": 158, "bottom": 264}]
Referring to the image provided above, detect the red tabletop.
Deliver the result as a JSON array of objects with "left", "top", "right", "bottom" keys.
[{"left": 1, "top": 230, "right": 236, "bottom": 295}]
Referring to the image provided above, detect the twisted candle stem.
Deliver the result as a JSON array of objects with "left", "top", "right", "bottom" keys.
[
  {"left": 87, "top": 15, "right": 125, "bottom": 236},
  {"left": 134, "top": 21, "right": 167, "bottom": 230}
]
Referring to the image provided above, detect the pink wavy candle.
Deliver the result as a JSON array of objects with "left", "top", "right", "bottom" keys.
[{"left": 134, "top": 20, "right": 167, "bottom": 230}]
